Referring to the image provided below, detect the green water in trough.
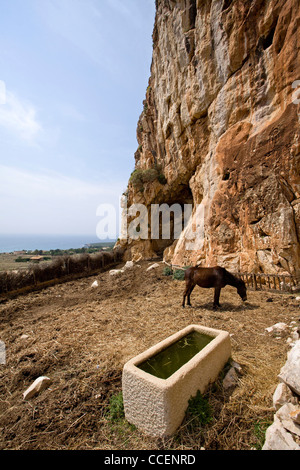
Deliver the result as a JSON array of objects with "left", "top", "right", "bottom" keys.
[{"left": 138, "top": 331, "right": 214, "bottom": 380}]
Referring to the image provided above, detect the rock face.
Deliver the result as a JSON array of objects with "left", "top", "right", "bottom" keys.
[{"left": 119, "top": 0, "right": 300, "bottom": 275}]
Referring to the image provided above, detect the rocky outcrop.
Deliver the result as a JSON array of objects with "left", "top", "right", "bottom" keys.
[
  {"left": 119, "top": 0, "right": 300, "bottom": 275},
  {"left": 263, "top": 340, "right": 300, "bottom": 450}
]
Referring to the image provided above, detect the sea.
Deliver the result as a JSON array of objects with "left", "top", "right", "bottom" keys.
[{"left": 0, "top": 234, "right": 115, "bottom": 253}]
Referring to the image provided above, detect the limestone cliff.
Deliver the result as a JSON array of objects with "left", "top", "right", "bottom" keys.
[{"left": 119, "top": 0, "right": 300, "bottom": 276}]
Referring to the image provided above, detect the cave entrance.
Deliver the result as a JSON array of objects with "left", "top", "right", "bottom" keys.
[{"left": 150, "top": 184, "right": 194, "bottom": 256}]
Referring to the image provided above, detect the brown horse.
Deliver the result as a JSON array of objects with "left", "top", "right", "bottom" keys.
[{"left": 182, "top": 266, "right": 247, "bottom": 308}]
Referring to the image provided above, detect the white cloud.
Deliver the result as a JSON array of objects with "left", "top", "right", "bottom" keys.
[
  {"left": 0, "top": 165, "right": 125, "bottom": 234},
  {"left": 0, "top": 90, "right": 42, "bottom": 145}
]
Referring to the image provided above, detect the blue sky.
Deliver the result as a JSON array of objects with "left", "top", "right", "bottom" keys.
[{"left": 0, "top": 0, "right": 155, "bottom": 237}]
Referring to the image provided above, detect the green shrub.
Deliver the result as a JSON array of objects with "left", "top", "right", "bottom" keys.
[
  {"left": 107, "top": 392, "right": 125, "bottom": 422},
  {"left": 157, "top": 173, "right": 167, "bottom": 184},
  {"left": 172, "top": 269, "right": 185, "bottom": 281},
  {"left": 163, "top": 266, "right": 173, "bottom": 276},
  {"left": 129, "top": 165, "right": 167, "bottom": 191},
  {"left": 253, "top": 419, "right": 272, "bottom": 450},
  {"left": 186, "top": 390, "right": 213, "bottom": 428},
  {"left": 129, "top": 169, "right": 144, "bottom": 190},
  {"left": 142, "top": 168, "right": 158, "bottom": 183}
]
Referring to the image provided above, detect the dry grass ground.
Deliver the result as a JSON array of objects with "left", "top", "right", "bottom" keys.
[
  {"left": 0, "top": 261, "right": 299, "bottom": 450},
  {"left": 0, "top": 253, "right": 28, "bottom": 272},
  {"left": 0, "top": 253, "right": 53, "bottom": 273}
]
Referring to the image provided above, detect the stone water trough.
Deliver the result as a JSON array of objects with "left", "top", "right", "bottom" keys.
[{"left": 122, "top": 324, "right": 231, "bottom": 437}]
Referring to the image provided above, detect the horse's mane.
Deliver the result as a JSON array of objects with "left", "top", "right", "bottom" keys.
[{"left": 224, "top": 268, "right": 244, "bottom": 287}]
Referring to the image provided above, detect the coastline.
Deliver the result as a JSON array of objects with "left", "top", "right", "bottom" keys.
[
  {"left": 0, "top": 236, "right": 116, "bottom": 272},
  {"left": 0, "top": 234, "right": 116, "bottom": 254}
]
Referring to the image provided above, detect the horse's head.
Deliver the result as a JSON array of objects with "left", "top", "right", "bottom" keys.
[{"left": 237, "top": 280, "right": 247, "bottom": 302}]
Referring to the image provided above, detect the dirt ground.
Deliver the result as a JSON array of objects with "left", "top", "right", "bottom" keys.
[{"left": 0, "top": 261, "right": 299, "bottom": 450}]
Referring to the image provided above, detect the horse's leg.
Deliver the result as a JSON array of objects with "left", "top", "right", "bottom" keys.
[
  {"left": 213, "top": 287, "right": 221, "bottom": 308},
  {"left": 182, "top": 281, "right": 192, "bottom": 308},
  {"left": 182, "top": 284, "right": 188, "bottom": 308},
  {"left": 187, "top": 284, "right": 195, "bottom": 307}
]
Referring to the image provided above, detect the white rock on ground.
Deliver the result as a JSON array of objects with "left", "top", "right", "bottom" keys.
[
  {"left": 20, "top": 334, "right": 29, "bottom": 340},
  {"left": 0, "top": 341, "right": 5, "bottom": 365},
  {"left": 91, "top": 281, "right": 99, "bottom": 288},
  {"left": 146, "top": 263, "right": 161, "bottom": 271},
  {"left": 110, "top": 261, "right": 136, "bottom": 275},
  {"left": 123, "top": 261, "right": 134, "bottom": 269},
  {"left": 265, "top": 323, "right": 289, "bottom": 334},
  {"left": 222, "top": 367, "right": 238, "bottom": 391},
  {"left": 262, "top": 417, "right": 300, "bottom": 450},
  {"left": 276, "top": 403, "right": 300, "bottom": 438},
  {"left": 291, "top": 328, "right": 300, "bottom": 341},
  {"left": 273, "top": 382, "right": 298, "bottom": 411},
  {"left": 109, "top": 269, "right": 124, "bottom": 276},
  {"left": 23, "top": 376, "right": 52, "bottom": 400},
  {"left": 264, "top": 340, "right": 300, "bottom": 450},
  {"left": 290, "top": 409, "right": 300, "bottom": 425},
  {"left": 230, "top": 360, "right": 242, "bottom": 374},
  {"left": 278, "top": 340, "right": 300, "bottom": 395}
]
